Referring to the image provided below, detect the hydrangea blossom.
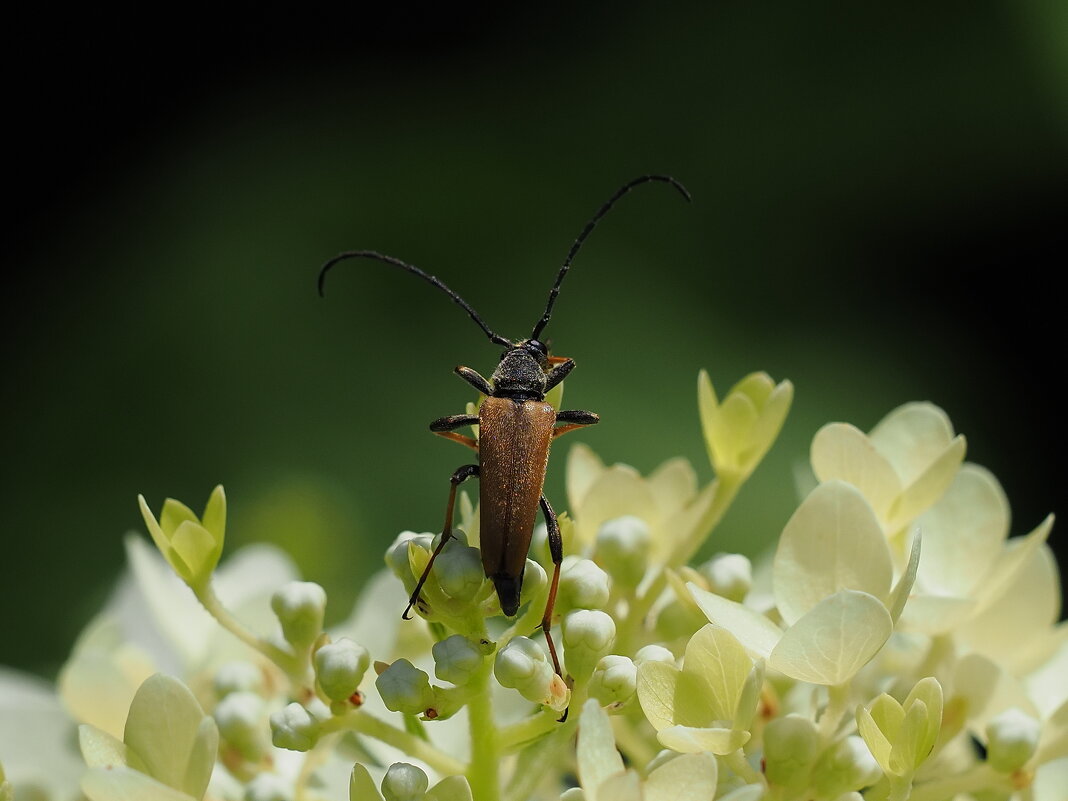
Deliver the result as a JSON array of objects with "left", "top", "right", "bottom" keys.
[{"left": 1, "top": 369, "right": 1065, "bottom": 801}]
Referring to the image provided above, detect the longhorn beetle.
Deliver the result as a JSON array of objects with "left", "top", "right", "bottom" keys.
[{"left": 318, "top": 175, "right": 690, "bottom": 686}]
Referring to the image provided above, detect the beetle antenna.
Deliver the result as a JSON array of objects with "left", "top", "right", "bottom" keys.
[
  {"left": 531, "top": 175, "right": 691, "bottom": 340},
  {"left": 319, "top": 250, "right": 512, "bottom": 347}
]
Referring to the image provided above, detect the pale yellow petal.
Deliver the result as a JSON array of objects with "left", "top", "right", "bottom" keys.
[
  {"left": 688, "top": 583, "right": 782, "bottom": 659},
  {"left": 811, "top": 423, "right": 900, "bottom": 519}
]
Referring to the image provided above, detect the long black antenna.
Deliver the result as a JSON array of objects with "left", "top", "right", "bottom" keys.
[
  {"left": 319, "top": 250, "right": 511, "bottom": 347},
  {"left": 531, "top": 175, "right": 691, "bottom": 340}
]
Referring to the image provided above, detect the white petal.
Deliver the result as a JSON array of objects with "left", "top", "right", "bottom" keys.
[
  {"left": 657, "top": 725, "right": 749, "bottom": 754},
  {"left": 773, "top": 481, "right": 893, "bottom": 625},
  {"left": 811, "top": 423, "right": 900, "bottom": 520},
  {"left": 868, "top": 402, "right": 955, "bottom": 486},
  {"left": 567, "top": 443, "right": 606, "bottom": 515},
  {"left": 82, "top": 766, "right": 196, "bottom": 801},
  {"left": 769, "top": 590, "right": 892, "bottom": 686},
  {"left": 577, "top": 699, "right": 625, "bottom": 801},
  {"left": 644, "top": 752, "right": 717, "bottom": 801},
  {"left": 915, "top": 464, "right": 1008, "bottom": 597},
  {"left": 688, "top": 583, "right": 783, "bottom": 659}
]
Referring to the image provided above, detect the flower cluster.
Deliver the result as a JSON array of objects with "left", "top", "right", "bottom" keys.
[{"left": 2, "top": 370, "right": 1065, "bottom": 801}]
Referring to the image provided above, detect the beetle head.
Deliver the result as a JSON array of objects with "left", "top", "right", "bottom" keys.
[{"left": 491, "top": 340, "right": 549, "bottom": 399}]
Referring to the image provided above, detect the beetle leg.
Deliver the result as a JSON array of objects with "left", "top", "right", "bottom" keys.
[
  {"left": 538, "top": 493, "right": 570, "bottom": 722},
  {"left": 403, "top": 464, "right": 480, "bottom": 620},
  {"left": 543, "top": 358, "right": 575, "bottom": 391},
  {"left": 455, "top": 365, "right": 493, "bottom": 395},
  {"left": 538, "top": 495, "right": 565, "bottom": 676},
  {"left": 430, "top": 413, "right": 480, "bottom": 451},
  {"left": 553, "top": 409, "right": 600, "bottom": 439}
]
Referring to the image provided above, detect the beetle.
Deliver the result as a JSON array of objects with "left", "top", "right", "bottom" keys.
[{"left": 318, "top": 175, "right": 690, "bottom": 681}]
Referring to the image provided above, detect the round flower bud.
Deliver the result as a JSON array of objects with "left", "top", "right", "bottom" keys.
[
  {"left": 560, "top": 558, "right": 611, "bottom": 610},
  {"left": 654, "top": 600, "right": 704, "bottom": 642},
  {"left": 697, "top": 553, "right": 752, "bottom": 603},
  {"left": 244, "top": 773, "right": 289, "bottom": 801},
  {"left": 562, "top": 610, "right": 616, "bottom": 681},
  {"left": 215, "top": 691, "right": 267, "bottom": 761},
  {"left": 270, "top": 702, "right": 320, "bottom": 752},
  {"left": 382, "top": 762, "right": 429, "bottom": 801},
  {"left": 813, "top": 736, "right": 882, "bottom": 797},
  {"left": 271, "top": 582, "right": 327, "bottom": 649},
  {"left": 213, "top": 660, "right": 263, "bottom": 697},
  {"left": 634, "top": 644, "right": 676, "bottom": 666},
  {"left": 433, "top": 635, "right": 485, "bottom": 686},
  {"left": 986, "top": 708, "right": 1040, "bottom": 774},
  {"left": 763, "top": 714, "right": 818, "bottom": 787},
  {"left": 385, "top": 532, "right": 433, "bottom": 584},
  {"left": 434, "top": 542, "right": 485, "bottom": 601},
  {"left": 587, "top": 655, "right": 637, "bottom": 706},
  {"left": 519, "top": 558, "right": 548, "bottom": 606},
  {"left": 315, "top": 638, "right": 371, "bottom": 701},
  {"left": 494, "top": 636, "right": 554, "bottom": 703},
  {"left": 594, "top": 515, "right": 651, "bottom": 590},
  {"left": 376, "top": 659, "right": 434, "bottom": 716}
]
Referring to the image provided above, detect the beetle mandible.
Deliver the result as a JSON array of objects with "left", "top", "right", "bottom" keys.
[{"left": 318, "top": 175, "right": 690, "bottom": 681}]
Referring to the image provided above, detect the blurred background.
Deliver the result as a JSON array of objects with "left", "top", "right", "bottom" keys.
[{"left": 4, "top": 3, "right": 1066, "bottom": 676}]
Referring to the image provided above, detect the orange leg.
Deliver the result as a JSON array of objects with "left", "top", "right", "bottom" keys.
[{"left": 435, "top": 431, "right": 478, "bottom": 451}]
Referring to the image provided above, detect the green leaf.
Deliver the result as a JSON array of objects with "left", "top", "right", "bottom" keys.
[
  {"left": 350, "top": 764, "right": 385, "bottom": 801},
  {"left": 200, "top": 485, "right": 226, "bottom": 542},
  {"left": 425, "top": 776, "right": 474, "bottom": 801},
  {"left": 773, "top": 481, "right": 893, "bottom": 625},
  {"left": 644, "top": 752, "right": 718, "bottom": 801},
  {"left": 687, "top": 583, "right": 783, "bottom": 659},
  {"left": 856, "top": 705, "right": 892, "bottom": 774},
  {"left": 769, "top": 590, "right": 892, "bottom": 685}
]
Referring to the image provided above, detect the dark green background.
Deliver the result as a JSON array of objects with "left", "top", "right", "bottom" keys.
[{"left": 5, "top": 3, "right": 1066, "bottom": 675}]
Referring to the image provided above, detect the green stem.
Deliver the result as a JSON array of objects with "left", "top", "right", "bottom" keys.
[
  {"left": 324, "top": 711, "right": 466, "bottom": 776},
  {"left": 724, "top": 749, "right": 763, "bottom": 785},
  {"left": 466, "top": 650, "right": 501, "bottom": 801},
  {"left": 907, "top": 765, "right": 1013, "bottom": 801},
  {"left": 818, "top": 683, "right": 850, "bottom": 742},
  {"left": 195, "top": 584, "right": 303, "bottom": 678}
]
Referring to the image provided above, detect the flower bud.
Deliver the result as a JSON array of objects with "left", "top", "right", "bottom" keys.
[
  {"left": 381, "top": 763, "right": 429, "bottom": 801},
  {"left": 562, "top": 610, "right": 615, "bottom": 681},
  {"left": 271, "top": 582, "right": 327, "bottom": 649},
  {"left": 376, "top": 659, "right": 435, "bottom": 715},
  {"left": 245, "top": 773, "right": 289, "bottom": 801},
  {"left": 315, "top": 638, "right": 371, "bottom": 702},
  {"left": 215, "top": 691, "right": 267, "bottom": 762},
  {"left": 270, "top": 702, "right": 320, "bottom": 752},
  {"left": 986, "top": 708, "right": 1040, "bottom": 774},
  {"left": 214, "top": 661, "right": 264, "bottom": 698},
  {"left": 519, "top": 558, "right": 548, "bottom": 606},
  {"left": 588, "top": 655, "right": 637, "bottom": 706},
  {"left": 433, "top": 635, "right": 486, "bottom": 686},
  {"left": 385, "top": 532, "right": 433, "bottom": 584},
  {"left": 494, "top": 637, "right": 555, "bottom": 703},
  {"left": 634, "top": 644, "right": 676, "bottom": 666},
  {"left": 434, "top": 541, "right": 485, "bottom": 601},
  {"left": 764, "top": 714, "right": 818, "bottom": 787},
  {"left": 812, "top": 736, "right": 881, "bottom": 797},
  {"left": 697, "top": 553, "right": 752, "bottom": 602},
  {"left": 138, "top": 486, "right": 226, "bottom": 590},
  {"left": 560, "top": 557, "right": 611, "bottom": 610},
  {"left": 593, "top": 515, "right": 651, "bottom": 590}
]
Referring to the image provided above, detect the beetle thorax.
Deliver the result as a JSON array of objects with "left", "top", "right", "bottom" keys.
[{"left": 490, "top": 348, "right": 547, "bottom": 400}]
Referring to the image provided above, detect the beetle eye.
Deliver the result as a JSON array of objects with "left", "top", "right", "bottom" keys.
[{"left": 527, "top": 339, "right": 548, "bottom": 356}]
